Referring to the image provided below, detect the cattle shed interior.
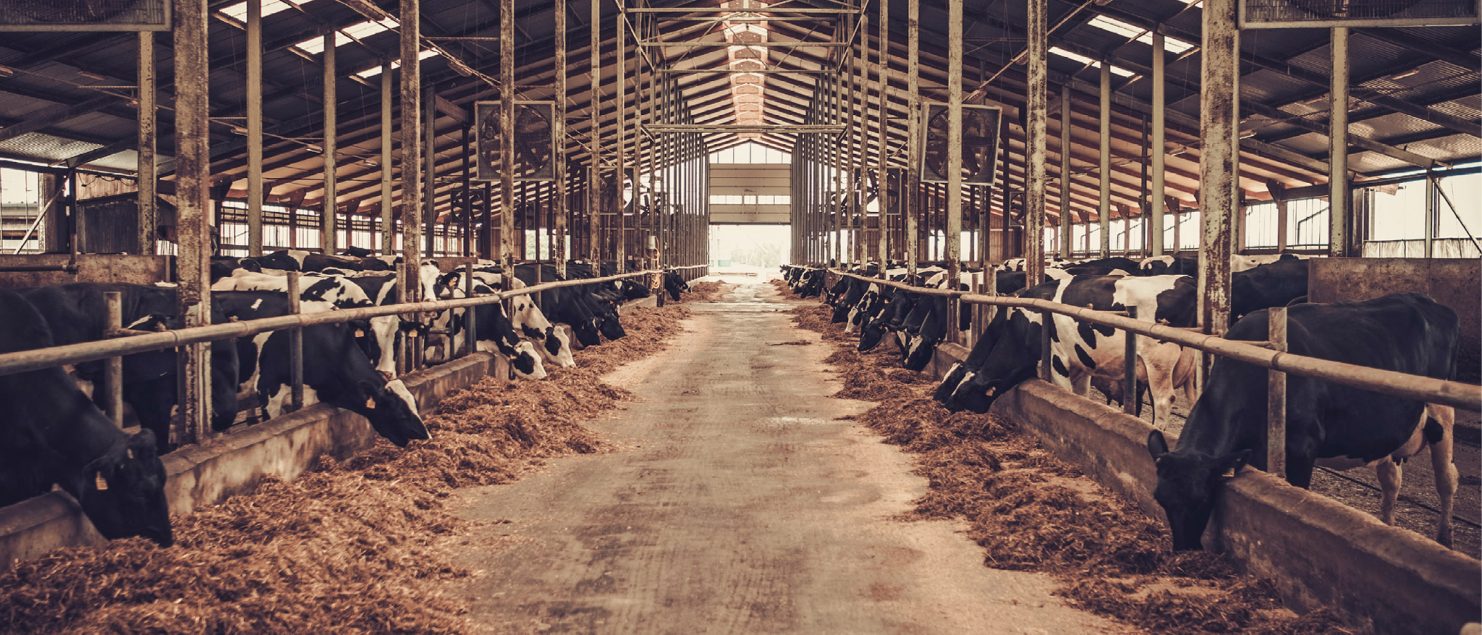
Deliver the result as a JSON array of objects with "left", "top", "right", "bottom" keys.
[{"left": 0, "top": 0, "right": 1480, "bottom": 632}]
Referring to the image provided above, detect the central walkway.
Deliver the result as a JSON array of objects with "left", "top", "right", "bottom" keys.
[{"left": 445, "top": 280, "right": 1117, "bottom": 634}]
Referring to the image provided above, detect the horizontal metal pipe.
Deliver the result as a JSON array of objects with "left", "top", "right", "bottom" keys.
[
  {"left": 0, "top": 271, "right": 659, "bottom": 378},
  {"left": 825, "top": 269, "right": 1481, "bottom": 411}
]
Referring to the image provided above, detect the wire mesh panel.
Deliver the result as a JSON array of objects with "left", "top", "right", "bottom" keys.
[
  {"left": 1240, "top": 0, "right": 1478, "bottom": 28},
  {"left": 0, "top": 0, "right": 169, "bottom": 31}
]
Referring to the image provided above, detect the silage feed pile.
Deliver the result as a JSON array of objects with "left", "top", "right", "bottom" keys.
[
  {"left": 0, "top": 303, "right": 690, "bottom": 634},
  {"left": 684, "top": 281, "right": 726, "bottom": 302},
  {"left": 790, "top": 302, "right": 1351, "bottom": 634}
]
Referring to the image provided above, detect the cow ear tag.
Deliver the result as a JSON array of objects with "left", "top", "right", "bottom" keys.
[
  {"left": 94, "top": 473, "right": 109, "bottom": 491},
  {"left": 365, "top": 396, "right": 377, "bottom": 409},
  {"left": 355, "top": 328, "right": 366, "bottom": 337}
]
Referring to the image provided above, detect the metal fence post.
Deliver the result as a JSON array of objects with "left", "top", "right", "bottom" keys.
[
  {"left": 287, "top": 272, "right": 304, "bottom": 412},
  {"left": 1267, "top": 306, "right": 1288, "bottom": 478},
  {"left": 1039, "top": 308, "right": 1053, "bottom": 381},
  {"left": 1123, "top": 307, "right": 1138, "bottom": 415},
  {"left": 104, "top": 291, "right": 125, "bottom": 427},
  {"left": 464, "top": 270, "right": 477, "bottom": 358}
]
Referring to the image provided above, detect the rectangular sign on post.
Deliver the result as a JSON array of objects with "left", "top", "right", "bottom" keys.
[
  {"left": 920, "top": 103, "right": 1002, "bottom": 186},
  {"left": 476, "top": 100, "right": 557, "bottom": 182},
  {"left": 1240, "top": 0, "right": 1478, "bottom": 28},
  {"left": 0, "top": 0, "right": 170, "bottom": 31}
]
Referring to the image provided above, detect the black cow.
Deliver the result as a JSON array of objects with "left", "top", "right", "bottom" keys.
[
  {"left": 0, "top": 290, "right": 173, "bottom": 546},
  {"left": 662, "top": 270, "right": 690, "bottom": 301},
  {"left": 1140, "top": 253, "right": 1200, "bottom": 276},
  {"left": 1147, "top": 293, "right": 1460, "bottom": 550},
  {"left": 214, "top": 291, "right": 430, "bottom": 447},
  {"left": 1230, "top": 256, "right": 1309, "bottom": 321},
  {"left": 20, "top": 284, "right": 241, "bottom": 451}
]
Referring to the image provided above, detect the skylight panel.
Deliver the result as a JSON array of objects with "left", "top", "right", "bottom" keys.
[
  {"left": 1086, "top": 16, "right": 1196, "bottom": 55},
  {"left": 220, "top": 0, "right": 307, "bottom": 23},
  {"left": 295, "top": 17, "right": 398, "bottom": 55},
  {"left": 1050, "top": 46, "right": 1135, "bottom": 78},
  {"left": 356, "top": 49, "right": 438, "bottom": 78}
]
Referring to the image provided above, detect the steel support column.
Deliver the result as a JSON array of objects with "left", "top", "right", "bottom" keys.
[
  {"left": 945, "top": 0, "right": 963, "bottom": 333},
  {"left": 589, "top": 0, "right": 602, "bottom": 262},
  {"left": 1058, "top": 84, "right": 1071, "bottom": 260},
  {"left": 905, "top": 0, "right": 919, "bottom": 274},
  {"left": 246, "top": 0, "right": 263, "bottom": 255},
  {"left": 322, "top": 32, "right": 338, "bottom": 251},
  {"left": 380, "top": 60, "right": 394, "bottom": 254},
  {"left": 137, "top": 32, "right": 157, "bottom": 256},
  {"left": 1329, "top": 26, "right": 1350, "bottom": 257},
  {"left": 554, "top": 0, "right": 568, "bottom": 276},
  {"left": 1024, "top": 0, "right": 1047, "bottom": 285},
  {"left": 400, "top": 0, "right": 423, "bottom": 302},
  {"left": 1150, "top": 30, "right": 1166, "bottom": 256},
  {"left": 1097, "top": 63, "right": 1111, "bottom": 258},
  {"left": 1198, "top": 0, "right": 1237, "bottom": 336},
  {"left": 500, "top": 0, "right": 516, "bottom": 272},
  {"left": 173, "top": 0, "right": 212, "bottom": 444},
  {"left": 616, "top": 17, "right": 627, "bottom": 267}
]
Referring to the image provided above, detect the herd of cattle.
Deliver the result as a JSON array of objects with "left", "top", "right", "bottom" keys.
[
  {"left": 0, "top": 248, "right": 691, "bottom": 547},
  {"left": 784, "top": 253, "right": 1462, "bottom": 551}
]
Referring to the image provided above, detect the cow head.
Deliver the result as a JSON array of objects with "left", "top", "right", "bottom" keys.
[
  {"left": 364, "top": 379, "right": 431, "bottom": 447},
  {"left": 596, "top": 309, "right": 627, "bottom": 340},
  {"left": 941, "top": 311, "right": 1042, "bottom": 413},
  {"left": 544, "top": 326, "right": 576, "bottom": 367},
  {"left": 858, "top": 316, "right": 889, "bottom": 351},
  {"left": 509, "top": 340, "right": 548, "bottom": 380},
  {"left": 69, "top": 430, "right": 173, "bottom": 547},
  {"left": 1146, "top": 430, "right": 1249, "bottom": 551}
]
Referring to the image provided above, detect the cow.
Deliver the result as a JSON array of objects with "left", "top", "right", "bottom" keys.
[
  {"left": 1231, "top": 252, "right": 1315, "bottom": 273},
  {"left": 937, "top": 274, "right": 1198, "bottom": 426},
  {"left": 1139, "top": 253, "right": 1199, "bottom": 276},
  {"left": 0, "top": 290, "right": 173, "bottom": 546},
  {"left": 1230, "top": 256, "right": 1309, "bottom": 321},
  {"left": 517, "top": 263, "right": 626, "bottom": 345},
  {"left": 427, "top": 277, "right": 549, "bottom": 379},
  {"left": 20, "top": 284, "right": 241, "bottom": 451},
  {"left": 214, "top": 291, "right": 430, "bottom": 447},
  {"left": 662, "top": 270, "right": 690, "bottom": 301},
  {"left": 1146, "top": 293, "right": 1459, "bottom": 550}
]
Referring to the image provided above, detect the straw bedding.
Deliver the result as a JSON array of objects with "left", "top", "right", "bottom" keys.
[
  {"left": 0, "top": 303, "right": 691, "bottom": 634},
  {"left": 791, "top": 302, "right": 1350, "bottom": 634}
]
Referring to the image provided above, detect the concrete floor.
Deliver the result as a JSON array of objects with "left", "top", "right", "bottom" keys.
[{"left": 442, "top": 280, "right": 1118, "bottom": 634}]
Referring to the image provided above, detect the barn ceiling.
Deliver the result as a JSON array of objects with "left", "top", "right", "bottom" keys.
[{"left": 0, "top": 0, "right": 1476, "bottom": 224}]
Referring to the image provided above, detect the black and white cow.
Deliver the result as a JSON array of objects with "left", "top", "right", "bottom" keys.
[
  {"left": 1147, "top": 293, "right": 1459, "bottom": 550},
  {"left": 662, "top": 270, "right": 690, "bottom": 301},
  {"left": 0, "top": 290, "right": 173, "bottom": 546},
  {"left": 214, "top": 291, "right": 430, "bottom": 447},
  {"left": 936, "top": 274, "right": 1197, "bottom": 425},
  {"left": 1139, "top": 253, "right": 1199, "bottom": 276},
  {"left": 20, "top": 283, "right": 242, "bottom": 451}
]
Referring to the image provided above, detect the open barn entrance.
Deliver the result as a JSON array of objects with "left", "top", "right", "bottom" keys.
[{"left": 708, "top": 224, "right": 790, "bottom": 274}]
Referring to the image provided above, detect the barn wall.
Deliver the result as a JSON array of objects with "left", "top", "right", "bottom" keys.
[
  {"left": 1308, "top": 257, "right": 1481, "bottom": 380},
  {"left": 0, "top": 254, "right": 171, "bottom": 289}
]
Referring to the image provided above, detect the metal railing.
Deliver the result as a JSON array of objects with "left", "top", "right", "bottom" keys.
[
  {"left": 824, "top": 267, "right": 1481, "bottom": 471},
  {"left": 0, "top": 269, "right": 659, "bottom": 445}
]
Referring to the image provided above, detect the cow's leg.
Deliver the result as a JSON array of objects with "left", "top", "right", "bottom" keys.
[
  {"left": 1375, "top": 457, "right": 1403, "bottom": 526},
  {"left": 1426, "top": 404, "right": 1458, "bottom": 547}
]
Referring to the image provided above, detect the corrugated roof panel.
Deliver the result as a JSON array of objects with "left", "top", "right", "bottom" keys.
[{"left": 0, "top": 132, "right": 101, "bottom": 162}]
